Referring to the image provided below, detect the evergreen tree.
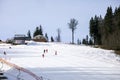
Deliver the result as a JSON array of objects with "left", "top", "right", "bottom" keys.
[
  {"left": 68, "top": 18, "right": 78, "bottom": 44},
  {"left": 102, "top": 6, "right": 113, "bottom": 47},
  {"left": 97, "top": 15, "right": 103, "bottom": 45},
  {"left": 89, "top": 16, "right": 102, "bottom": 45},
  {"left": 104, "top": 6, "right": 113, "bottom": 35},
  {"left": 33, "top": 25, "right": 44, "bottom": 37},
  {"left": 51, "top": 36, "right": 54, "bottom": 42},
  {"left": 82, "top": 38, "right": 86, "bottom": 44},
  {"left": 114, "top": 7, "right": 120, "bottom": 29},
  {"left": 33, "top": 27, "right": 40, "bottom": 37},
  {"left": 89, "top": 6, "right": 120, "bottom": 50},
  {"left": 86, "top": 35, "right": 89, "bottom": 45},
  {"left": 39, "top": 25, "right": 43, "bottom": 35},
  {"left": 88, "top": 38, "right": 93, "bottom": 45},
  {"left": 89, "top": 17, "right": 94, "bottom": 39}
]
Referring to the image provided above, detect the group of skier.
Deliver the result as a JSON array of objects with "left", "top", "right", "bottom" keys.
[
  {"left": 2, "top": 47, "right": 57, "bottom": 59},
  {"left": 42, "top": 49, "right": 57, "bottom": 58}
]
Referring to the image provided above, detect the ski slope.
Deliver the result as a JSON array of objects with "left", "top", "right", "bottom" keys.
[{"left": 0, "top": 42, "right": 120, "bottom": 80}]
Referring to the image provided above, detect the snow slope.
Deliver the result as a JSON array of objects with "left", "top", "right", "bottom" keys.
[{"left": 0, "top": 42, "right": 120, "bottom": 80}]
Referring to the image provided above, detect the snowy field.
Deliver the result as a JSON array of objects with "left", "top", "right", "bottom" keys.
[{"left": 0, "top": 41, "right": 120, "bottom": 80}]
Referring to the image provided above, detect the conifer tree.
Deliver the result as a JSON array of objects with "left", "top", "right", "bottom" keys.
[
  {"left": 82, "top": 38, "right": 86, "bottom": 44},
  {"left": 39, "top": 25, "right": 43, "bottom": 35},
  {"left": 88, "top": 38, "right": 93, "bottom": 45},
  {"left": 101, "top": 6, "right": 113, "bottom": 47},
  {"left": 89, "top": 6, "right": 120, "bottom": 49},
  {"left": 89, "top": 16, "right": 102, "bottom": 45},
  {"left": 104, "top": 6, "right": 113, "bottom": 34},
  {"left": 51, "top": 36, "right": 54, "bottom": 42},
  {"left": 33, "top": 25, "right": 44, "bottom": 37},
  {"left": 33, "top": 27, "right": 40, "bottom": 37}
]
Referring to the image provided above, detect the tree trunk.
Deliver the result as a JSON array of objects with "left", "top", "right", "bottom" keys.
[{"left": 72, "top": 30, "right": 74, "bottom": 44}]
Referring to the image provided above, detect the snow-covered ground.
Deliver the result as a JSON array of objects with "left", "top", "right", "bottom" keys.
[{"left": 0, "top": 42, "right": 120, "bottom": 80}]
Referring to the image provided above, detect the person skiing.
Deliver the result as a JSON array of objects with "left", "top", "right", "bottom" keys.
[
  {"left": 3, "top": 51, "right": 7, "bottom": 59},
  {"left": 4, "top": 51, "right": 6, "bottom": 55},
  {"left": 44, "top": 49, "right": 46, "bottom": 53},
  {"left": 46, "top": 49, "right": 48, "bottom": 53},
  {"left": 42, "top": 54, "right": 44, "bottom": 58},
  {"left": 55, "top": 51, "right": 57, "bottom": 55}
]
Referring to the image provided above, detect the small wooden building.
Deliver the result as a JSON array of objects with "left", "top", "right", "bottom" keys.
[
  {"left": 13, "top": 34, "right": 31, "bottom": 45},
  {"left": 33, "top": 35, "right": 47, "bottom": 42}
]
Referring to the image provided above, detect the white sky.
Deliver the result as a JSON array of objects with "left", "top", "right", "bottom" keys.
[{"left": 0, "top": 0, "right": 120, "bottom": 43}]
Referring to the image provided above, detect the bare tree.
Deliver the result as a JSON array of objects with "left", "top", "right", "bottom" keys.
[
  {"left": 68, "top": 18, "right": 78, "bottom": 44},
  {"left": 56, "top": 28, "right": 61, "bottom": 42}
]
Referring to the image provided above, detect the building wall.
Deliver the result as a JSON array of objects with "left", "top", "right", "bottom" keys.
[{"left": 14, "top": 40, "right": 25, "bottom": 44}]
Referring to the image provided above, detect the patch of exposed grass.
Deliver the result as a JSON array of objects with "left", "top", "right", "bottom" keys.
[
  {"left": 115, "top": 50, "right": 120, "bottom": 55},
  {"left": 94, "top": 45, "right": 120, "bottom": 56}
]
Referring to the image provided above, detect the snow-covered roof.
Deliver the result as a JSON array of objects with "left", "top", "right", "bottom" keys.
[{"left": 14, "top": 34, "right": 26, "bottom": 37}]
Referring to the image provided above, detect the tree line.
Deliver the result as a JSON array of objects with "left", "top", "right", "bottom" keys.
[
  {"left": 89, "top": 6, "right": 120, "bottom": 50},
  {"left": 27, "top": 25, "right": 61, "bottom": 42},
  {"left": 27, "top": 18, "right": 78, "bottom": 44}
]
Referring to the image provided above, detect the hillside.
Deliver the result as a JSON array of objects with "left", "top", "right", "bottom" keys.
[{"left": 0, "top": 42, "right": 120, "bottom": 80}]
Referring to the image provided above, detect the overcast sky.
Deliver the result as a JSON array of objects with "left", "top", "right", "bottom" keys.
[{"left": 0, "top": 0, "right": 120, "bottom": 43}]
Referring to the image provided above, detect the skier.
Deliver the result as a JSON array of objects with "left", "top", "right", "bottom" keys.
[
  {"left": 44, "top": 49, "right": 46, "bottom": 53},
  {"left": 9, "top": 47, "right": 12, "bottom": 49},
  {"left": 3, "top": 51, "right": 7, "bottom": 59},
  {"left": 42, "top": 54, "right": 44, "bottom": 58},
  {"left": 46, "top": 49, "right": 48, "bottom": 53},
  {"left": 55, "top": 51, "right": 57, "bottom": 55},
  {"left": 4, "top": 51, "right": 6, "bottom": 55}
]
